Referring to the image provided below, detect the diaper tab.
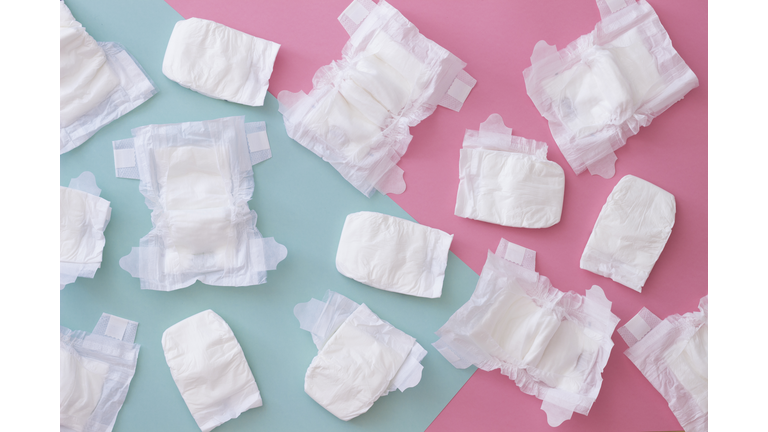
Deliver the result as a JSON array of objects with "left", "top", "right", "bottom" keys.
[
  {"left": 113, "top": 138, "right": 139, "bottom": 179},
  {"left": 339, "top": 0, "right": 377, "bottom": 35}
]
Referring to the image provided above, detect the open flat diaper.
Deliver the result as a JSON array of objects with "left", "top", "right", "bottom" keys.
[
  {"left": 336, "top": 211, "right": 453, "bottom": 298},
  {"left": 60, "top": 1, "right": 156, "bottom": 154},
  {"left": 618, "top": 296, "right": 708, "bottom": 432},
  {"left": 61, "top": 313, "right": 140, "bottom": 432},
  {"left": 162, "top": 310, "right": 262, "bottom": 432},
  {"left": 279, "top": 0, "right": 476, "bottom": 197},
  {"left": 294, "top": 291, "right": 427, "bottom": 421},
  {"left": 523, "top": 0, "right": 698, "bottom": 178},
  {"left": 580, "top": 175, "right": 675, "bottom": 292},
  {"left": 113, "top": 116, "right": 286, "bottom": 291},
  {"left": 60, "top": 172, "right": 112, "bottom": 290},
  {"left": 163, "top": 18, "right": 280, "bottom": 107},
  {"left": 455, "top": 114, "right": 565, "bottom": 228},
  {"left": 434, "top": 239, "right": 619, "bottom": 426}
]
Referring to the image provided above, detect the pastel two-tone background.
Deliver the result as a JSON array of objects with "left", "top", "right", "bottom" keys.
[{"left": 59, "top": 0, "right": 707, "bottom": 431}]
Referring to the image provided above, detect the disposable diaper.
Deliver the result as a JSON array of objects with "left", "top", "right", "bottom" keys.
[
  {"left": 434, "top": 239, "right": 619, "bottom": 426},
  {"left": 523, "top": 0, "right": 698, "bottom": 178},
  {"left": 61, "top": 313, "right": 140, "bottom": 432},
  {"left": 336, "top": 211, "right": 453, "bottom": 298},
  {"left": 163, "top": 18, "right": 280, "bottom": 107},
  {"left": 279, "top": 0, "right": 476, "bottom": 197},
  {"left": 294, "top": 291, "right": 427, "bottom": 421},
  {"left": 455, "top": 114, "right": 565, "bottom": 228},
  {"left": 580, "top": 175, "right": 675, "bottom": 292},
  {"left": 60, "top": 172, "right": 112, "bottom": 290},
  {"left": 114, "top": 116, "right": 286, "bottom": 291},
  {"left": 162, "top": 310, "right": 262, "bottom": 432},
  {"left": 618, "top": 296, "right": 708, "bottom": 432},
  {"left": 60, "top": 1, "right": 156, "bottom": 154}
]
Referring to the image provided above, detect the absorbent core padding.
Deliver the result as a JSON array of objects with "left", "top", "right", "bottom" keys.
[
  {"left": 620, "top": 296, "right": 708, "bottom": 432},
  {"left": 336, "top": 211, "right": 453, "bottom": 298},
  {"left": 163, "top": 18, "right": 280, "bottom": 107},
  {"left": 433, "top": 239, "right": 619, "bottom": 426},
  {"left": 580, "top": 175, "right": 676, "bottom": 292},
  {"left": 295, "top": 291, "right": 427, "bottom": 421},
  {"left": 278, "top": 0, "right": 476, "bottom": 197},
  {"left": 162, "top": 310, "right": 262, "bottom": 432},
  {"left": 454, "top": 114, "right": 565, "bottom": 228},
  {"left": 523, "top": 0, "right": 698, "bottom": 178}
]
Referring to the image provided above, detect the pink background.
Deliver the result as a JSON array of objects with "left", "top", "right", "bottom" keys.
[{"left": 163, "top": 0, "right": 708, "bottom": 430}]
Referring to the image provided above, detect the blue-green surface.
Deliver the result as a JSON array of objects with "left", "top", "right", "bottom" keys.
[{"left": 60, "top": 1, "right": 478, "bottom": 430}]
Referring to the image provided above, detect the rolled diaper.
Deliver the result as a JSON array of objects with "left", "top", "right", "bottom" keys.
[
  {"left": 163, "top": 18, "right": 280, "bottom": 107},
  {"left": 580, "top": 175, "right": 676, "bottom": 292},
  {"left": 162, "top": 310, "right": 263, "bottom": 432},
  {"left": 336, "top": 211, "right": 453, "bottom": 298},
  {"left": 455, "top": 114, "right": 565, "bottom": 228},
  {"left": 294, "top": 291, "right": 427, "bottom": 421}
]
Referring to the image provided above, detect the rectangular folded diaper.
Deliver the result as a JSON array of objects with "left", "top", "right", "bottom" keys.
[{"left": 336, "top": 211, "right": 453, "bottom": 298}]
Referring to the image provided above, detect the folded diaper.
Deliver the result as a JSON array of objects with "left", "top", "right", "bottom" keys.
[
  {"left": 434, "top": 239, "right": 619, "bottom": 426},
  {"left": 523, "top": 0, "right": 698, "bottom": 178},
  {"left": 336, "top": 211, "right": 453, "bottom": 298},
  {"left": 279, "top": 0, "right": 476, "bottom": 197},
  {"left": 294, "top": 291, "right": 427, "bottom": 420},
  {"left": 163, "top": 18, "right": 280, "bottom": 107},
  {"left": 455, "top": 114, "right": 565, "bottom": 228},
  {"left": 580, "top": 175, "right": 676, "bottom": 292}
]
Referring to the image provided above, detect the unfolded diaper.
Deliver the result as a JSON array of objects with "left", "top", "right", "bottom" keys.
[
  {"left": 336, "top": 211, "right": 453, "bottom": 298},
  {"left": 434, "top": 239, "right": 620, "bottom": 426},
  {"left": 162, "top": 310, "right": 262, "bottom": 432},
  {"left": 523, "top": 0, "right": 698, "bottom": 178},
  {"left": 163, "top": 18, "right": 280, "bottom": 107},
  {"left": 455, "top": 114, "right": 565, "bottom": 228},
  {"left": 294, "top": 291, "right": 427, "bottom": 421},
  {"left": 60, "top": 1, "right": 156, "bottom": 154},
  {"left": 580, "top": 175, "right": 675, "bottom": 292},
  {"left": 618, "top": 296, "right": 708, "bottom": 432},
  {"left": 279, "top": 0, "right": 476, "bottom": 197},
  {"left": 61, "top": 172, "right": 112, "bottom": 290},
  {"left": 113, "top": 116, "right": 286, "bottom": 291},
  {"left": 61, "top": 313, "right": 140, "bottom": 432}
]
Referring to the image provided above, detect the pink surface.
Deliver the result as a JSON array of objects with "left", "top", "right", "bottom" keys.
[{"left": 163, "top": 0, "right": 707, "bottom": 430}]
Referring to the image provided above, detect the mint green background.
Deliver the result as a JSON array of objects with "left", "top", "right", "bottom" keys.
[{"left": 59, "top": 1, "right": 478, "bottom": 430}]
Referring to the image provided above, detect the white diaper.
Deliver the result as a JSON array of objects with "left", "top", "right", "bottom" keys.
[
  {"left": 336, "top": 211, "right": 453, "bottom": 298},
  {"left": 434, "top": 239, "right": 619, "bottom": 426},
  {"left": 455, "top": 114, "right": 565, "bottom": 228},
  {"left": 114, "top": 116, "right": 286, "bottom": 291},
  {"left": 60, "top": 1, "right": 156, "bottom": 154},
  {"left": 162, "top": 310, "right": 262, "bottom": 432},
  {"left": 279, "top": 0, "right": 476, "bottom": 197},
  {"left": 60, "top": 172, "right": 112, "bottom": 290},
  {"left": 618, "top": 296, "right": 708, "bottom": 432},
  {"left": 163, "top": 18, "right": 280, "bottom": 107},
  {"left": 523, "top": 0, "right": 698, "bottom": 178},
  {"left": 60, "top": 314, "right": 140, "bottom": 432},
  {"left": 580, "top": 175, "right": 676, "bottom": 292},
  {"left": 294, "top": 291, "right": 427, "bottom": 421}
]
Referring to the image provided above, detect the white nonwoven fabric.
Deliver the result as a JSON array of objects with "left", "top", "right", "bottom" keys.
[
  {"left": 580, "top": 175, "right": 675, "bottom": 292},
  {"left": 279, "top": 0, "right": 476, "bottom": 197},
  {"left": 455, "top": 114, "right": 565, "bottom": 228},
  {"left": 60, "top": 172, "right": 112, "bottom": 290},
  {"left": 523, "top": 0, "right": 698, "bottom": 178},
  {"left": 162, "top": 18, "right": 280, "bottom": 107},
  {"left": 114, "top": 116, "right": 287, "bottom": 291},
  {"left": 61, "top": 314, "right": 140, "bottom": 432},
  {"left": 618, "top": 296, "right": 708, "bottom": 432},
  {"left": 336, "top": 211, "right": 453, "bottom": 298},
  {"left": 433, "top": 239, "right": 619, "bottom": 427},
  {"left": 60, "top": 1, "right": 156, "bottom": 154},
  {"left": 162, "top": 310, "right": 262, "bottom": 432},
  {"left": 294, "top": 291, "right": 427, "bottom": 421}
]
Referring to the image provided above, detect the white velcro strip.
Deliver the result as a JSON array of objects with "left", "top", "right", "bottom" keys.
[
  {"left": 247, "top": 130, "right": 271, "bottom": 152},
  {"left": 114, "top": 148, "right": 136, "bottom": 169},
  {"left": 624, "top": 313, "right": 652, "bottom": 341},
  {"left": 343, "top": 0, "right": 370, "bottom": 25},
  {"left": 104, "top": 315, "right": 129, "bottom": 340},
  {"left": 504, "top": 242, "right": 527, "bottom": 266},
  {"left": 447, "top": 78, "right": 472, "bottom": 104}
]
